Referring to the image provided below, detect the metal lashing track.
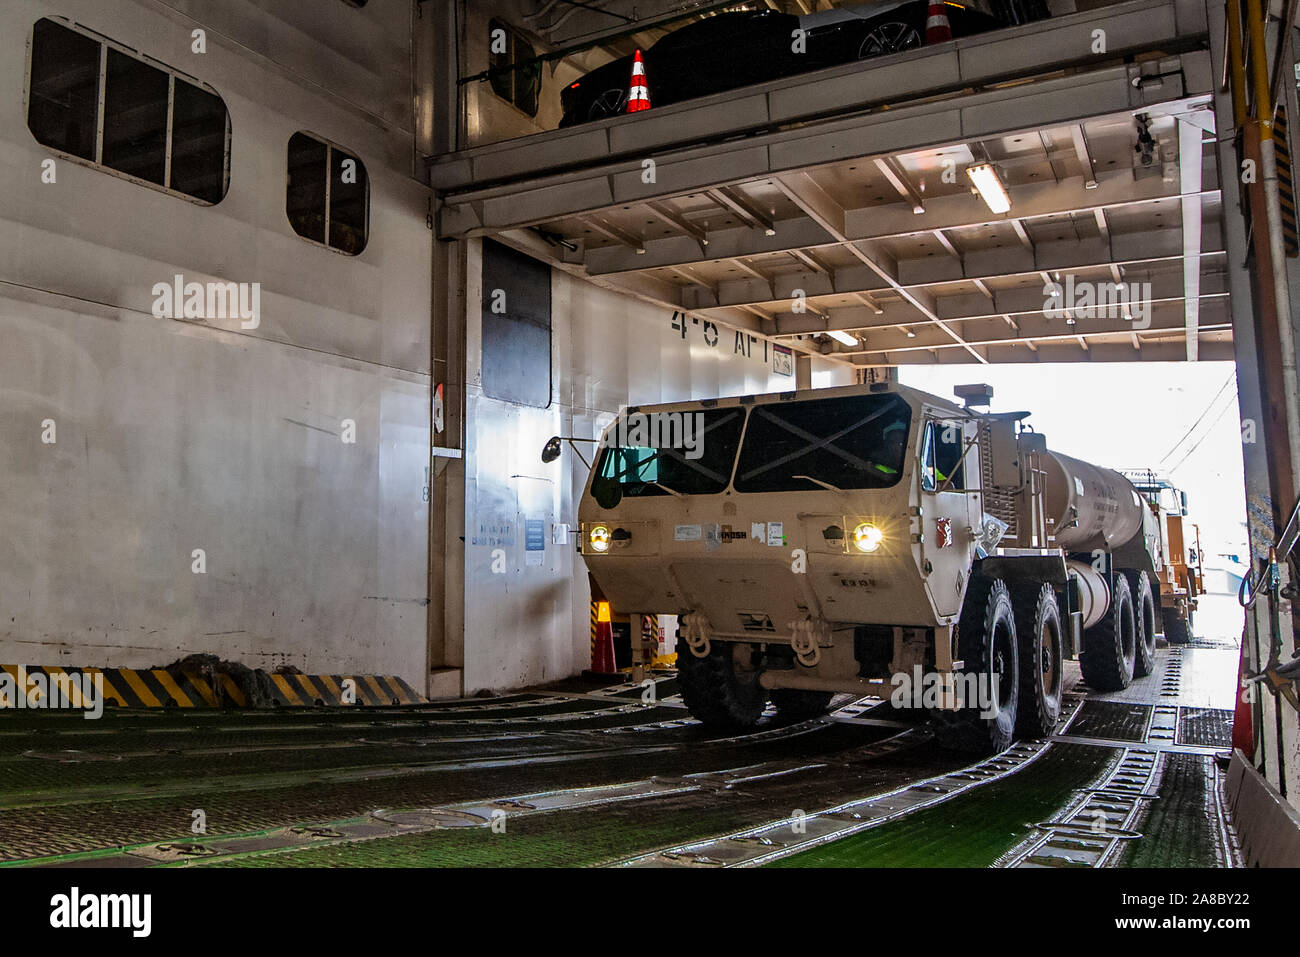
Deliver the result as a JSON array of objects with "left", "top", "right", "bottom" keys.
[
  {"left": 614, "top": 696, "right": 1086, "bottom": 867},
  {"left": 9, "top": 726, "right": 913, "bottom": 867},
  {"left": 997, "top": 747, "right": 1160, "bottom": 868},
  {"left": 617, "top": 741, "right": 1051, "bottom": 867}
]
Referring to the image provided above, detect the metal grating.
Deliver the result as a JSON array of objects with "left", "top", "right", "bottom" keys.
[{"left": 980, "top": 423, "right": 1019, "bottom": 539}]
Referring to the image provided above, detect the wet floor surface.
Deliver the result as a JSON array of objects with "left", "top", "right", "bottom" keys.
[{"left": 0, "top": 635, "right": 1242, "bottom": 868}]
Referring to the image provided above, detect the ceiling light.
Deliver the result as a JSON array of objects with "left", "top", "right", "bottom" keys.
[
  {"left": 967, "top": 163, "right": 1011, "bottom": 215},
  {"left": 905, "top": 328, "right": 917, "bottom": 338},
  {"left": 827, "top": 330, "right": 858, "bottom": 347}
]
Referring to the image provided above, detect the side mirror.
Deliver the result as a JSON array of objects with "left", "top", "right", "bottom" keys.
[{"left": 541, "top": 436, "right": 563, "bottom": 463}]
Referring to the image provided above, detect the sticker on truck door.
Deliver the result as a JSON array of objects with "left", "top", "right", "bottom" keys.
[
  {"left": 767, "top": 522, "right": 784, "bottom": 546},
  {"left": 674, "top": 524, "right": 702, "bottom": 541}
]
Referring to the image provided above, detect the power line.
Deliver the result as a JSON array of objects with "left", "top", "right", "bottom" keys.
[
  {"left": 1166, "top": 392, "right": 1238, "bottom": 474},
  {"left": 1158, "top": 372, "right": 1236, "bottom": 465}
]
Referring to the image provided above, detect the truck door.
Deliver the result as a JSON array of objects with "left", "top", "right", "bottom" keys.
[{"left": 919, "top": 417, "right": 977, "bottom": 617}]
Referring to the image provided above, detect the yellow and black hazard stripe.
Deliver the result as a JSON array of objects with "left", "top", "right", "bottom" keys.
[
  {"left": 265, "top": 673, "right": 423, "bottom": 707},
  {"left": 0, "top": 665, "right": 424, "bottom": 709},
  {"left": 1276, "top": 107, "right": 1298, "bottom": 257}
]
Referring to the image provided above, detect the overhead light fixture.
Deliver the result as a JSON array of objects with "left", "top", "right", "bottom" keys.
[
  {"left": 905, "top": 328, "right": 917, "bottom": 338},
  {"left": 967, "top": 163, "right": 1011, "bottom": 215},
  {"left": 827, "top": 329, "right": 858, "bottom": 347}
]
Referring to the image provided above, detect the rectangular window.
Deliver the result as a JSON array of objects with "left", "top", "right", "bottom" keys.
[
  {"left": 488, "top": 20, "right": 541, "bottom": 117},
  {"left": 481, "top": 239, "right": 551, "bottom": 408},
  {"left": 26, "top": 18, "right": 230, "bottom": 204},
  {"left": 101, "top": 49, "right": 168, "bottom": 185},
  {"left": 27, "top": 19, "right": 99, "bottom": 161},
  {"left": 170, "top": 80, "right": 229, "bottom": 204},
  {"left": 286, "top": 132, "right": 369, "bottom": 255},
  {"left": 734, "top": 394, "right": 912, "bottom": 493}
]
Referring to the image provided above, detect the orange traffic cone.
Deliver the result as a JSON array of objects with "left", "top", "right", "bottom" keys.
[
  {"left": 627, "top": 49, "right": 650, "bottom": 113},
  {"left": 592, "top": 601, "right": 617, "bottom": 673},
  {"left": 924, "top": 2, "right": 952, "bottom": 44}
]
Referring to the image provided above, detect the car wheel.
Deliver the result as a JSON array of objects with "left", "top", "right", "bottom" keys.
[
  {"left": 588, "top": 88, "right": 627, "bottom": 121},
  {"left": 857, "top": 21, "right": 923, "bottom": 59}
]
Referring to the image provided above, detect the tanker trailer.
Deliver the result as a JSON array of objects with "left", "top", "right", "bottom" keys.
[{"left": 566, "top": 381, "right": 1166, "bottom": 754}]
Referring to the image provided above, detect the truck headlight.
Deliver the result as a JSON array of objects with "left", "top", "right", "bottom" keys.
[
  {"left": 852, "top": 522, "right": 883, "bottom": 553},
  {"left": 589, "top": 524, "right": 612, "bottom": 553}
]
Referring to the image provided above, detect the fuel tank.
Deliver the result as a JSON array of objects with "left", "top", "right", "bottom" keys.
[{"left": 1042, "top": 451, "right": 1144, "bottom": 552}]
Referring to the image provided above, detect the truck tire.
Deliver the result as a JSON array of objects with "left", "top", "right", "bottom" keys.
[
  {"left": 1127, "top": 571, "right": 1157, "bottom": 677},
  {"left": 1162, "top": 607, "right": 1192, "bottom": 644},
  {"left": 1012, "top": 582, "right": 1063, "bottom": 739},
  {"left": 1080, "top": 572, "right": 1136, "bottom": 691},
  {"left": 931, "top": 576, "right": 1019, "bottom": 754},
  {"left": 770, "top": 688, "right": 835, "bottom": 720},
  {"left": 677, "top": 643, "right": 767, "bottom": 729}
]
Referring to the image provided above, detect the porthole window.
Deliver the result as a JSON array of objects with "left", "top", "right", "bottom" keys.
[
  {"left": 26, "top": 17, "right": 230, "bottom": 204},
  {"left": 286, "top": 132, "right": 369, "bottom": 256}
]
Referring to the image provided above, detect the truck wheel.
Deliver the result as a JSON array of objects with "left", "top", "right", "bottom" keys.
[
  {"left": 931, "top": 576, "right": 1019, "bottom": 754},
  {"left": 1127, "top": 571, "right": 1157, "bottom": 677},
  {"left": 1012, "top": 583, "right": 1062, "bottom": 739},
  {"left": 1162, "top": 607, "right": 1191, "bottom": 644},
  {"left": 770, "top": 688, "right": 834, "bottom": 720},
  {"left": 676, "top": 643, "right": 767, "bottom": 729},
  {"left": 1080, "top": 573, "right": 1136, "bottom": 691}
]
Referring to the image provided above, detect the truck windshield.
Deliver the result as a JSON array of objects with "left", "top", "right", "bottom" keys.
[
  {"left": 733, "top": 393, "right": 912, "bottom": 492},
  {"left": 589, "top": 407, "right": 746, "bottom": 507}
]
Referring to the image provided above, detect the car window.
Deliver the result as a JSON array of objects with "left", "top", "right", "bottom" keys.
[
  {"left": 651, "top": 13, "right": 760, "bottom": 54},
  {"left": 923, "top": 418, "right": 967, "bottom": 491},
  {"left": 589, "top": 408, "right": 746, "bottom": 505},
  {"left": 734, "top": 393, "right": 912, "bottom": 493}
]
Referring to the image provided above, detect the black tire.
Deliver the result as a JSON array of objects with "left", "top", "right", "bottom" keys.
[
  {"left": 931, "top": 576, "right": 1019, "bottom": 754},
  {"left": 677, "top": 642, "right": 767, "bottom": 729},
  {"left": 1080, "top": 572, "right": 1136, "bottom": 691},
  {"left": 770, "top": 688, "right": 834, "bottom": 720},
  {"left": 1128, "top": 571, "right": 1157, "bottom": 677},
  {"left": 857, "top": 20, "right": 923, "bottom": 58},
  {"left": 1012, "top": 582, "right": 1063, "bottom": 739},
  {"left": 1162, "top": 606, "right": 1191, "bottom": 644}
]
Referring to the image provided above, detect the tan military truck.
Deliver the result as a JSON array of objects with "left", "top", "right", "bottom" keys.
[
  {"left": 567, "top": 381, "right": 1170, "bottom": 753},
  {"left": 1120, "top": 470, "right": 1205, "bottom": 644}
]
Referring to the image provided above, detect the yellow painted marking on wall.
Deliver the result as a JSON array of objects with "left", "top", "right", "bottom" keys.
[
  {"left": 270, "top": 674, "right": 304, "bottom": 706},
  {"left": 363, "top": 674, "right": 389, "bottom": 704},
  {"left": 184, "top": 673, "right": 220, "bottom": 707},
  {"left": 218, "top": 674, "right": 247, "bottom": 706},
  {"left": 120, "top": 669, "right": 162, "bottom": 708},
  {"left": 1, "top": 665, "right": 35, "bottom": 707},
  {"left": 42, "top": 667, "right": 84, "bottom": 709},
  {"left": 294, "top": 674, "right": 324, "bottom": 703},
  {"left": 316, "top": 674, "right": 343, "bottom": 700},
  {"left": 152, "top": 671, "right": 194, "bottom": 708},
  {"left": 87, "top": 669, "right": 129, "bottom": 707},
  {"left": 379, "top": 675, "right": 410, "bottom": 704}
]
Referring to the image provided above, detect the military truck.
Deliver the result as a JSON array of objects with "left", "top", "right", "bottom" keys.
[
  {"left": 569, "top": 382, "right": 1183, "bottom": 753},
  {"left": 1121, "top": 470, "right": 1206, "bottom": 644}
]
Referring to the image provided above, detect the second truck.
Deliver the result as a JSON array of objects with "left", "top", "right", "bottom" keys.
[{"left": 572, "top": 381, "right": 1199, "bottom": 753}]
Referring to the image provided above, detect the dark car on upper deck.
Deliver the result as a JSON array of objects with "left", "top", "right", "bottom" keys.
[{"left": 559, "top": 1, "right": 1024, "bottom": 128}]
